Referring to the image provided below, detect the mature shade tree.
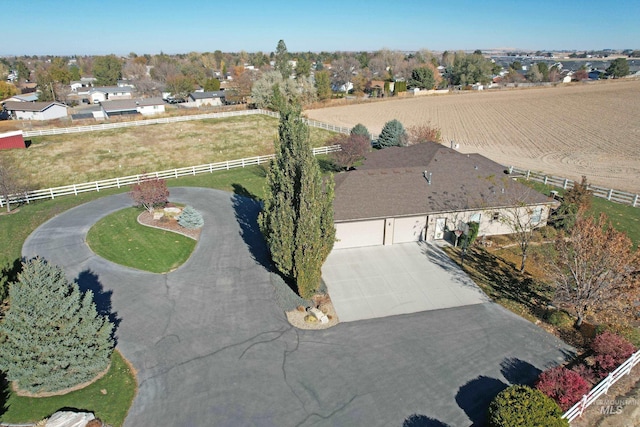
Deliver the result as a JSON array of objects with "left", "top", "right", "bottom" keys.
[
  {"left": 258, "top": 104, "right": 335, "bottom": 299},
  {"left": 14, "top": 61, "right": 30, "bottom": 81},
  {"left": 408, "top": 66, "right": 436, "bottom": 89},
  {"left": 295, "top": 57, "right": 311, "bottom": 80},
  {"left": 330, "top": 57, "right": 359, "bottom": 93},
  {"left": 203, "top": 77, "right": 221, "bottom": 91},
  {"left": 314, "top": 69, "right": 332, "bottom": 101},
  {"left": 0, "top": 258, "right": 114, "bottom": 393},
  {"left": 165, "top": 74, "right": 194, "bottom": 99},
  {"left": 537, "top": 62, "right": 550, "bottom": 81},
  {"left": 92, "top": 55, "right": 122, "bottom": 86},
  {"left": 251, "top": 70, "right": 301, "bottom": 109},
  {"left": 449, "top": 51, "right": 494, "bottom": 86},
  {"left": 606, "top": 58, "right": 630, "bottom": 78},
  {"left": 573, "top": 67, "right": 589, "bottom": 81},
  {"left": 550, "top": 213, "right": 640, "bottom": 327},
  {"left": 274, "top": 39, "right": 292, "bottom": 79},
  {"left": 130, "top": 175, "right": 170, "bottom": 213},
  {"left": 377, "top": 119, "right": 408, "bottom": 148},
  {"left": 0, "top": 81, "right": 18, "bottom": 100},
  {"left": 331, "top": 134, "right": 370, "bottom": 170}
]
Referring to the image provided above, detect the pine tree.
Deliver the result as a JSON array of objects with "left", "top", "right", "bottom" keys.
[
  {"left": 0, "top": 258, "right": 114, "bottom": 393},
  {"left": 177, "top": 205, "right": 204, "bottom": 229},
  {"left": 378, "top": 119, "right": 408, "bottom": 148},
  {"left": 258, "top": 104, "right": 335, "bottom": 299}
]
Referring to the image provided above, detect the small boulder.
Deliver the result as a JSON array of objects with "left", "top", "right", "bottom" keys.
[
  {"left": 308, "top": 307, "right": 329, "bottom": 324},
  {"left": 45, "top": 411, "right": 95, "bottom": 427}
]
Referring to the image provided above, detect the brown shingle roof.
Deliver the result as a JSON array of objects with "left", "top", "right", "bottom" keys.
[
  {"left": 2, "top": 101, "right": 66, "bottom": 112},
  {"left": 333, "top": 143, "right": 551, "bottom": 221}
]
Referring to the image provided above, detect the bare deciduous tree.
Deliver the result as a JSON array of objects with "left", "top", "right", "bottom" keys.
[
  {"left": 550, "top": 213, "right": 640, "bottom": 327},
  {"left": 0, "top": 158, "right": 28, "bottom": 213}
]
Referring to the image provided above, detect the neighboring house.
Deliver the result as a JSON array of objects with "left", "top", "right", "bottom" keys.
[
  {"left": 2, "top": 93, "right": 39, "bottom": 103},
  {"left": 70, "top": 77, "right": 96, "bottom": 92},
  {"left": 332, "top": 142, "right": 555, "bottom": 249},
  {"left": 185, "top": 91, "right": 225, "bottom": 107},
  {"left": 2, "top": 101, "right": 68, "bottom": 120},
  {"left": 88, "top": 86, "right": 134, "bottom": 103},
  {"left": 98, "top": 98, "right": 165, "bottom": 119}
]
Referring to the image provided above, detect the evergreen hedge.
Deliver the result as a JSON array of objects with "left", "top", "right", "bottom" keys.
[{"left": 487, "top": 385, "right": 568, "bottom": 427}]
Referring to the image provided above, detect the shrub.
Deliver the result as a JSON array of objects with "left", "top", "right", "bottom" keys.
[
  {"left": 331, "top": 134, "right": 370, "bottom": 170},
  {"left": 130, "top": 175, "right": 169, "bottom": 213},
  {"left": 488, "top": 385, "right": 568, "bottom": 427},
  {"left": 591, "top": 331, "right": 637, "bottom": 377},
  {"left": 535, "top": 366, "right": 591, "bottom": 411},
  {"left": 377, "top": 119, "right": 408, "bottom": 148},
  {"left": 350, "top": 123, "right": 371, "bottom": 140},
  {"left": 407, "top": 123, "right": 442, "bottom": 144},
  {"left": 177, "top": 205, "right": 204, "bottom": 229},
  {"left": 546, "top": 310, "right": 574, "bottom": 328}
]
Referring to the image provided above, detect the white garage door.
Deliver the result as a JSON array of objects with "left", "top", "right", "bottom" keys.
[
  {"left": 393, "top": 216, "right": 427, "bottom": 244},
  {"left": 334, "top": 220, "right": 385, "bottom": 249}
]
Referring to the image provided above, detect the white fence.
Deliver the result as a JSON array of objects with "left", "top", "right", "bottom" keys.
[
  {"left": 509, "top": 166, "right": 640, "bottom": 208},
  {"left": 563, "top": 349, "right": 640, "bottom": 422},
  {"left": 0, "top": 145, "right": 341, "bottom": 208},
  {"left": 22, "top": 109, "right": 350, "bottom": 137}
]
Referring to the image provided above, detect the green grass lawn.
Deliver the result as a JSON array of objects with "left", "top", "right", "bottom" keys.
[
  {"left": 520, "top": 179, "right": 640, "bottom": 247},
  {"left": 1, "top": 350, "right": 136, "bottom": 427},
  {"left": 86, "top": 207, "right": 197, "bottom": 273}
]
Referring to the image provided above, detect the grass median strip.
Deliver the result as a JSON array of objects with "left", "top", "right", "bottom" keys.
[{"left": 86, "top": 207, "right": 196, "bottom": 273}]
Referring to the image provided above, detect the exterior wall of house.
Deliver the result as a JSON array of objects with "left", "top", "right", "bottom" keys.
[
  {"left": 195, "top": 98, "right": 222, "bottom": 107},
  {"left": 137, "top": 104, "right": 165, "bottom": 116},
  {"left": 109, "top": 92, "right": 132, "bottom": 100},
  {"left": 14, "top": 105, "right": 67, "bottom": 121},
  {"left": 90, "top": 92, "right": 107, "bottom": 103}
]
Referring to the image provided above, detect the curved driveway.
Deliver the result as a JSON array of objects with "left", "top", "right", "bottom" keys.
[{"left": 23, "top": 188, "right": 572, "bottom": 426}]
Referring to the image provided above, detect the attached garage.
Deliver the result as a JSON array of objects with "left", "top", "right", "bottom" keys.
[
  {"left": 335, "top": 219, "right": 384, "bottom": 249},
  {"left": 392, "top": 216, "right": 427, "bottom": 244}
]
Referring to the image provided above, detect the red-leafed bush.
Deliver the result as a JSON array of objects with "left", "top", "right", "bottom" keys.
[
  {"left": 591, "top": 331, "right": 637, "bottom": 377},
  {"left": 130, "top": 175, "right": 169, "bottom": 213},
  {"left": 535, "top": 366, "right": 591, "bottom": 411}
]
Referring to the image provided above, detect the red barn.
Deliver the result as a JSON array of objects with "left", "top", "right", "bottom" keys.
[{"left": 0, "top": 130, "right": 25, "bottom": 150}]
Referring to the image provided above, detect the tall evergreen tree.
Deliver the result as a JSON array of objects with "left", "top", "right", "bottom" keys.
[
  {"left": 0, "top": 258, "right": 114, "bottom": 393},
  {"left": 258, "top": 104, "right": 335, "bottom": 299},
  {"left": 274, "top": 39, "right": 292, "bottom": 79}
]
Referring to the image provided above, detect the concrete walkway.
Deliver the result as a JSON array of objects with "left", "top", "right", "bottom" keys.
[
  {"left": 22, "top": 188, "right": 574, "bottom": 426},
  {"left": 322, "top": 242, "right": 489, "bottom": 322}
]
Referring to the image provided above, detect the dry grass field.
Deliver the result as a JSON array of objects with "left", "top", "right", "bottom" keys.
[
  {"left": 1, "top": 114, "right": 336, "bottom": 188},
  {"left": 306, "top": 79, "right": 640, "bottom": 194}
]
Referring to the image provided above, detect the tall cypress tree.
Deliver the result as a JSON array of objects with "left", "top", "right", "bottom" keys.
[
  {"left": 0, "top": 258, "right": 114, "bottom": 393},
  {"left": 258, "top": 104, "right": 335, "bottom": 299}
]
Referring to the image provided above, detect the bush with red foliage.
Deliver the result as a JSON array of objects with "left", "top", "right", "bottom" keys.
[
  {"left": 130, "top": 175, "right": 170, "bottom": 213},
  {"left": 591, "top": 331, "right": 637, "bottom": 377},
  {"left": 331, "top": 134, "right": 370, "bottom": 170},
  {"left": 535, "top": 366, "right": 591, "bottom": 411}
]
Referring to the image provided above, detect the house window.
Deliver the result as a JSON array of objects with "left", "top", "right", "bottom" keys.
[
  {"left": 469, "top": 213, "right": 481, "bottom": 223},
  {"left": 531, "top": 207, "right": 543, "bottom": 224},
  {"left": 492, "top": 212, "right": 500, "bottom": 222}
]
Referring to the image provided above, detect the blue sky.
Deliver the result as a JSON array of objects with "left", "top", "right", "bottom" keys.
[{"left": 5, "top": 0, "right": 639, "bottom": 55}]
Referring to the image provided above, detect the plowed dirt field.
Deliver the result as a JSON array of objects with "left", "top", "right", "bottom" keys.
[{"left": 306, "top": 80, "right": 640, "bottom": 194}]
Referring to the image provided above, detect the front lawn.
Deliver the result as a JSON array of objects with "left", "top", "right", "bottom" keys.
[
  {"left": 86, "top": 207, "right": 197, "bottom": 273},
  {"left": 1, "top": 350, "right": 136, "bottom": 427}
]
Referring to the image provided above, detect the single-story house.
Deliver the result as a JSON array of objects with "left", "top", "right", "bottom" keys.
[
  {"left": 70, "top": 77, "right": 96, "bottom": 92},
  {"left": 2, "top": 93, "right": 39, "bottom": 103},
  {"left": 88, "top": 86, "right": 134, "bottom": 104},
  {"left": 0, "top": 130, "right": 26, "bottom": 150},
  {"left": 2, "top": 101, "right": 68, "bottom": 121},
  {"left": 185, "top": 91, "right": 226, "bottom": 107},
  {"left": 332, "top": 142, "right": 555, "bottom": 249},
  {"left": 98, "top": 98, "right": 166, "bottom": 119}
]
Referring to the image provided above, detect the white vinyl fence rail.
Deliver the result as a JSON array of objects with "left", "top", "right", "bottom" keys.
[
  {"left": 563, "top": 349, "right": 640, "bottom": 422},
  {"left": 0, "top": 145, "right": 341, "bottom": 208},
  {"left": 22, "top": 109, "right": 351, "bottom": 137},
  {"left": 509, "top": 166, "right": 640, "bottom": 208}
]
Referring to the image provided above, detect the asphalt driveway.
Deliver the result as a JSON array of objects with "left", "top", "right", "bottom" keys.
[
  {"left": 23, "top": 188, "right": 573, "bottom": 426},
  {"left": 322, "top": 242, "right": 489, "bottom": 322}
]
